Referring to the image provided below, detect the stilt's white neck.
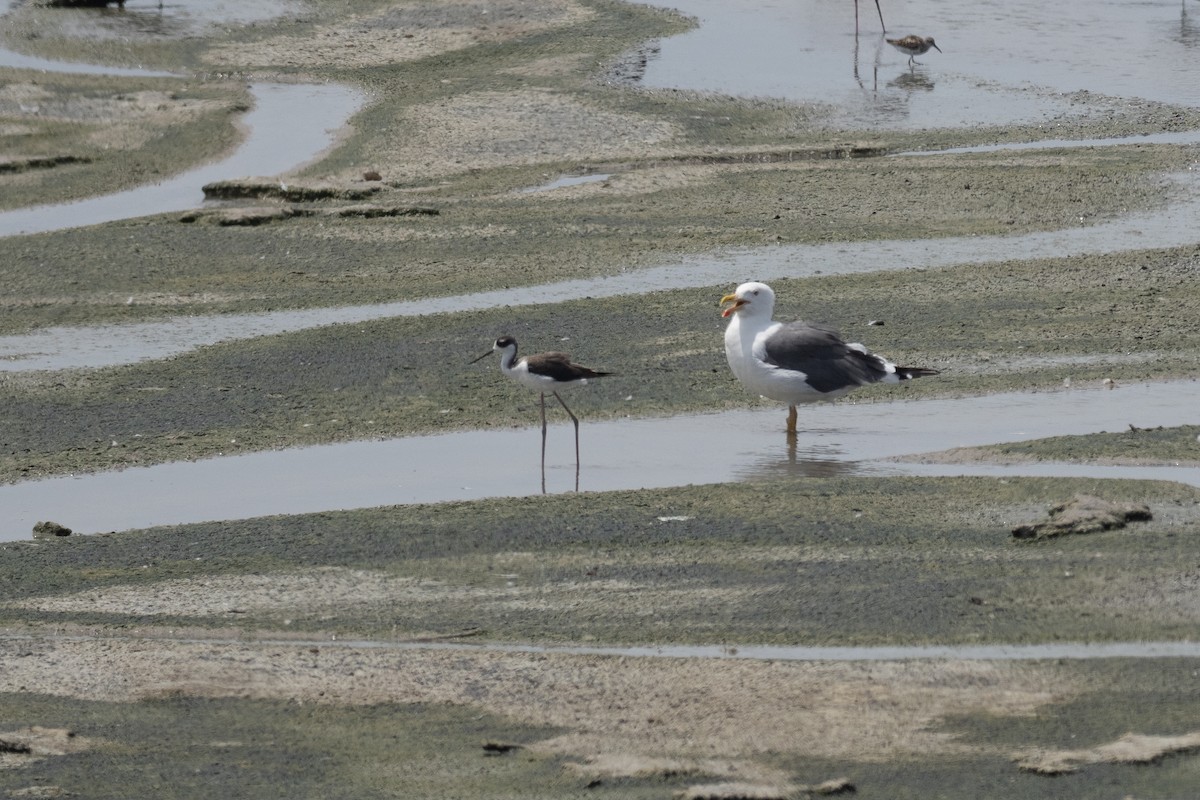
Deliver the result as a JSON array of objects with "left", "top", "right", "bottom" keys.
[{"left": 496, "top": 344, "right": 520, "bottom": 375}]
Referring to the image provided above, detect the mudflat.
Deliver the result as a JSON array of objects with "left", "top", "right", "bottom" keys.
[{"left": 2, "top": 2, "right": 1200, "bottom": 798}]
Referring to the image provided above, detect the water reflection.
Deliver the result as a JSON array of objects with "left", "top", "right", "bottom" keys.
[
  {"left": 769, "top": 433, "right": 866, "bottom": 480},
  {"left": 888, "top": 70, "right": 935, "bottom": 93},
  {"left": 1176, "top": 0, "right": 1200, "bottom": 48},
  {"left": 636, "top": 0, "right": 1200, "bottom": 127},
  {"left": 849, "top": 35, "right": 885, "bottom": 94}
]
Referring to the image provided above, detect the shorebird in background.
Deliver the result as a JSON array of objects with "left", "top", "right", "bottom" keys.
[
  {"left": 855, "top": 0, "right": 886, "bottom": 34},
  {"left": 887, "top": 35, "right": 942, "bottom": 66},
  {"left": 720, "top": 282, "right": 938, "bottom": 436},
  {"left": 472, "top": 335, "right": 612, "bottom": 492}
]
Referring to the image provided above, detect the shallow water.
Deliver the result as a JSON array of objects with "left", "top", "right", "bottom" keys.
[
  {"left": 636, "top": 0, "right": 1200, "bottom": 128},
  {"left": 2, "top": 380, "right": 1197, "bottom": 540}
]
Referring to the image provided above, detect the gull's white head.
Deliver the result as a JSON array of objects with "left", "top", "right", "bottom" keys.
[{"left": 720, "top": 281, "right": 776, "bottom": 320}]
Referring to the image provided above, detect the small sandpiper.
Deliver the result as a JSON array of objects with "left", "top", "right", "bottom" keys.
[{"left": 886, "top": 35, "right": 941, "bottom": 66}]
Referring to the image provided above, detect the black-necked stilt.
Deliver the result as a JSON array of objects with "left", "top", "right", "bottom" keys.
[
  {"left": 720, "top": 282, "right": 938, "bottom": 437},
  {"left": 855, "top": 0, "right": 886, "bottom": 34},
  {"left": 886, "top": 35, "right": 942, "bottom": 66},
  {"left": 471, "top": 335, "right": 613, "bottom": 492}
]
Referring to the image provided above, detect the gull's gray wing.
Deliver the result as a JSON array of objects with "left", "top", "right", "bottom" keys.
[{"left": 761, "top": 322, "right": 888, "bottom": 393}]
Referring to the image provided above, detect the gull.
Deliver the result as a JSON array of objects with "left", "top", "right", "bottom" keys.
[
  {"left": 471, "top": 335, "right": 612, "bottom": 491},
  {"left": 720, "top": 282, "right": 938, "bottom": 435}
]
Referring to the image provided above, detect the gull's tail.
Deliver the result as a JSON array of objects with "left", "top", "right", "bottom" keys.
[{"left": 894, "top": 366, "right": 940, "bottom": 380}]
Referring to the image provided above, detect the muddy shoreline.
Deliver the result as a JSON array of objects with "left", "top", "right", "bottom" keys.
[
  {"left": 3, "top": 1, "right": 1200, "bottom": 797},
  {"left": 5, "top": 475, "right": 1200, "bottom": 798}
]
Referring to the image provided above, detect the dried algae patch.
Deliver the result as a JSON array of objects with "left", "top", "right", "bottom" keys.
[
  {"left": 203, "top": 0, "right": 596, "bottom": 70},
  {"left": 675, "top": 783, "right": 792, "bottom": 800},
  {"left": 3, "top": 565, "right": 770, "bottom": 632},
  {"left": 674, "top": 779, "right": 854, "bottom": 799},
  {"left": 0, "top": 635, "right": 1070, "bottom": 766},
  {"left": 1014, "top": 731, "right": 1200, "bottom": 775},
  {"left": 0, "top": 83, "right": 231, "bottom": 151},
  {"left": 359, "top": 88, "right": 681, "bottom": 183},
  {"left": 4, "top": 567, "right": 488, "bottom": 620},
  {"left": 0, "top": 726, "right": 97, "bottom": 770},
  {"left": 566, "top": 754, "right": 792, "bottom": 784},
  {"left": 1012, "top": 494, "right": 1153, "bottom": 540}
]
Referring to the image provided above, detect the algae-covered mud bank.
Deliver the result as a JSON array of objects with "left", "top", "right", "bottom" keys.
[
  {"left": 5, "top": 477, "right": 1200, "bottom": 644},
  {"left": 3, "top": 0, "right": 1200, "bottom": 797},
  {"left": 4, "top": 660, "right": 1200, "bottom": 799},
  {"left": 4, "top": 477, "right": 1200, "bottom": 797}
]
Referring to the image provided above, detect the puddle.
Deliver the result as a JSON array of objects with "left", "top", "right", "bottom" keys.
[
  {"left": 2, "top": 380, "right": 1197, "bottom": 540},
  {"left": 0, "top": 81, "right": 365, "bottom": 237},
  {"left": 3, "top": 144, "right": 1199, "bottom": 371},
  {"left": 634, "top": 0, "right": 1200, "bottom": 129}
]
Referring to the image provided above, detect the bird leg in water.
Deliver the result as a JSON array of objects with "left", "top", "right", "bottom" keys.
[
  {"left": 552, "top": 390, "right": 581, "bottom": 491},
  {"left": 787, "top": 405, "right": 798, "bottom": 435},
  {"left": 855, "top": 0, "right": 886, "bottom": 35},
  {"left": 539, "top": 392, "right": 548, "bottom": 494}
]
